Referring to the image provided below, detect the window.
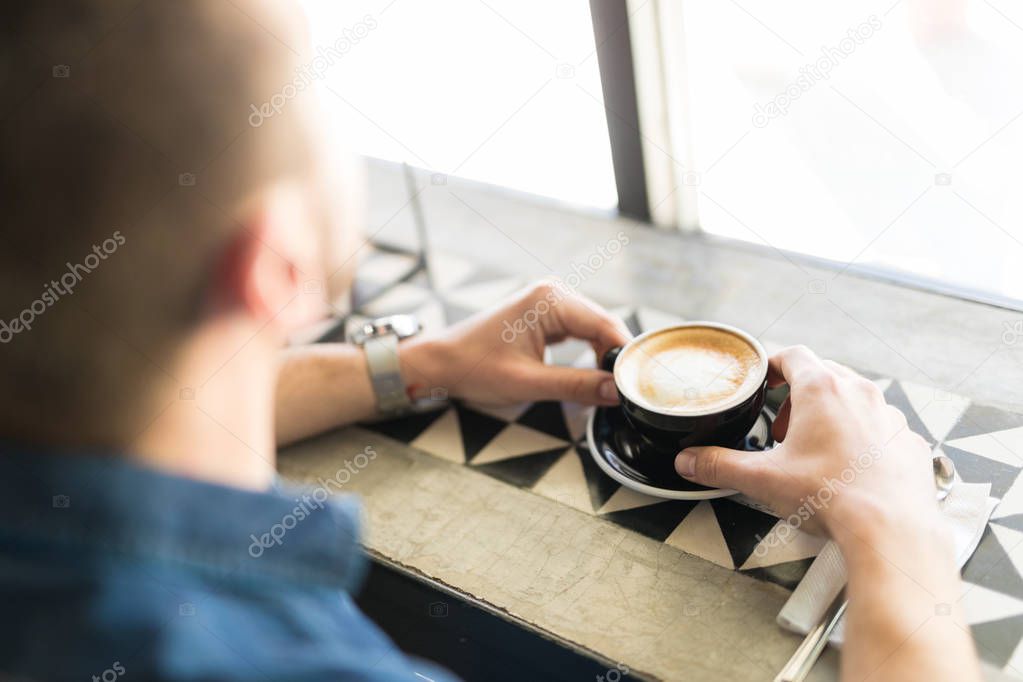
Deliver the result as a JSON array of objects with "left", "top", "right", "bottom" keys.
[
  {"left": 633, "top": 0, "right": 1023, "bottom": 307},
  {"left": 299, "top": 0, "right": 618, "bottom": 211}
]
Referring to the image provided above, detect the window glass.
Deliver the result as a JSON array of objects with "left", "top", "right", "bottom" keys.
[
  {"left": 300, "top": 0, "right": 618, "bottom": 211},
  {"left": 679, "top": 0, "right": 1023, "bottom": 304}
]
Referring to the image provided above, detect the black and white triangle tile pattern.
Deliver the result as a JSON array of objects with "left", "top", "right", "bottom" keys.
[{"left": 349, "top": 249, "right": 1023, "bottom": 674}]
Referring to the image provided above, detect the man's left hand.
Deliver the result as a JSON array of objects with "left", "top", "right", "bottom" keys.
[{"left": 399, "top": 280, "right": 631, "bottom": 406}]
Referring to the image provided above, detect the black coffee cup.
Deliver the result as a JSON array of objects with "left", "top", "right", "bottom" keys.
[{"left": 601, "top": 322, "right": 768, "bottom": 455}]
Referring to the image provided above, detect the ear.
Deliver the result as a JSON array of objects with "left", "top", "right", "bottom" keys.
[{"left": 211, "top": 186, "right": 325, "bottom": 333}]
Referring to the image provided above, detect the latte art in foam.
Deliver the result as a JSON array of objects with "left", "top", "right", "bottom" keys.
[{"left": 616, "top": 326, "right": 764, "bottom": 414}]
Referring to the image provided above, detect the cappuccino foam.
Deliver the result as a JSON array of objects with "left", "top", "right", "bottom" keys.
[{"left": 617, "top": 326, "right": 764, "bottom": 414}]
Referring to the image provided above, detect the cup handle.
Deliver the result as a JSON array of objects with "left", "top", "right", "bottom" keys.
[{"left": 601, "top": 346, "right": 623, "bottom": 373}]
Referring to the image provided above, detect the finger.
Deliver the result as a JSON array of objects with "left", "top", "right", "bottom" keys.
[
  {"left": 674, "top": 445, "right": 769, "bottom": 492},
  {"left": 521, "top": 365, "right": 620, "bottom": 406},
  {"left": 772, "top": 395, "right": 791, "bottom": 442},
  {"left": 547, "top": 292, "right": 632, "bottom": 358},
  {"left": 766, "top": 363, "right": 787, "bottom": 388},
  {"left": 767, "top": 345, "right": 828, "bottom": 390}
]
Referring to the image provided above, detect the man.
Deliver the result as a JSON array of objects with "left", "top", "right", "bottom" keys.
[{"left": 0, "top": 1, "right": 979, "bottom": 680}]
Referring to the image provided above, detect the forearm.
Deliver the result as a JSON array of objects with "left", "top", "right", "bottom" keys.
[
  {"left": 834, "top": 511, "right": 980, "bottom": 682},
  {"left": 274, "top": 343, "right": 377, "bottom": 446},
  {"left": 274, "top": 337, "right": 448, "bottom": 447}
]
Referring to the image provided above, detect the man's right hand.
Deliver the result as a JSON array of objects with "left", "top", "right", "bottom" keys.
[
  {"left": 674, "top": 345, "right": 981, "bottom": 682},
  {"left": 673, "top": 344, "right": 937, "bottom": 540}
]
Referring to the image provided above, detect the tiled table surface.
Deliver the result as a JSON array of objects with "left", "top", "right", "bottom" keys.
[{"left": 326, "top": 247, "right": 1023, "bottom": 676}]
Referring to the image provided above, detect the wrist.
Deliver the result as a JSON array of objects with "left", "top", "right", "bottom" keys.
[
  {"left": 828, "top": 496, "right": 954, "bottom": 577},
  {"left": 397, "top": 334, "right": 452, "bottom": 401}
]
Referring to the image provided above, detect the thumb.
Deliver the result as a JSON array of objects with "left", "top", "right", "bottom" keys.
[
  {"left": 523, "top": 365, "right": 620, "bottom": 406},
  {"left": 674, "top": 446, "right": 765, "bottom": 492}
]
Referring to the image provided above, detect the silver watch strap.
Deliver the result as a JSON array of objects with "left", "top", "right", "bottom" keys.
[{"left": 363, "top": 334, "right": 412, "bottom": 415}]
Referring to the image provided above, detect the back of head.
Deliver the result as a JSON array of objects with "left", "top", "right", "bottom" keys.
[{"left": 0, "top": 0, "right": 317, "bottom": 446}]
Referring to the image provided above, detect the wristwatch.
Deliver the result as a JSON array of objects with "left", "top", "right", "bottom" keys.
[{"left": 349, "top": 314, "right": 421, "bottom": 416}]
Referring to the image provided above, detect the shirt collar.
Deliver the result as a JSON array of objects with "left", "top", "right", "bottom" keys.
[{"left": 0, "top": 445, "right": 366, "bottom": 591}]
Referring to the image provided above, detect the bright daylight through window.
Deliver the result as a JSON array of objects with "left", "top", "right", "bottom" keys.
[
  {"left": 299, "top": 0, "right": 618, "bottom": 211},
  {"left": 679, "top": 0, "right": 1023, "bottom": 307}
]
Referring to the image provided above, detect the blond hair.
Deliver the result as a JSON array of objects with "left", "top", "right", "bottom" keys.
[{"left": 0, "top": 0, "right": 317, "bottom": 444}]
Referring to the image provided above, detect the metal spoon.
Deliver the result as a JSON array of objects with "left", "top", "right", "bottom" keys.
[
  {"left": 773, "top": 455, "right": 957, "bottom": 682},
  {"left": 933, "top": 454, "right": 956, "bottom": 501}
]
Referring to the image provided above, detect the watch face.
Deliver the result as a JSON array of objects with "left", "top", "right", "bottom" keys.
[
  {"left": 380, "top": 314, "right": 420, "bottom": 339},
  {"left": 350, "top": 314, "right": 420, "bottom": 344}
]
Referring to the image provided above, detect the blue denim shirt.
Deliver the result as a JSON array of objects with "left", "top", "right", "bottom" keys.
[{"left": 0, "top": 447, "right": 458, "bottom": 682}]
